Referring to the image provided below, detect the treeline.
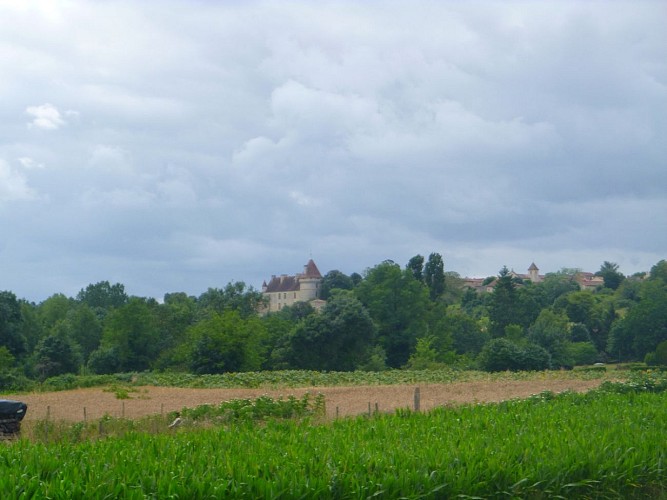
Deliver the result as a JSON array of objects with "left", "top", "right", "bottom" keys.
[{"left": 1, "top": 256, "right": 667, "bottom": 389}]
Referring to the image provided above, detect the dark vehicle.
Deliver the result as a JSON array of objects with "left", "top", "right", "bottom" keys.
[{"left": 0, "top": 399, "right": 27, "bottom": 440}]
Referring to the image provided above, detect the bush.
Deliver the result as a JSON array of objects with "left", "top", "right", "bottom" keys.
[
  {"left": 645, "top": 340, "right": 667, "bottom": 367},
  {"left": 479, "top": 339, "right": 550, "bottom": 372},
  {"left": 567, "top": 342, "right": 599, "bottom": 366}
]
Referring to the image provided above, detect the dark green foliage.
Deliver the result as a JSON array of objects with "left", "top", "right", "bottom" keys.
[
  {"left": 650, "top": 259, "right": 667, "bottom": 282},
  {"left": 87, "top": 346, "right": 122, "bottom": 375},
  {"left": 76, "top": 281, "right": 128, "bottom": 309},
  {"left": 528, "top": 309, "right": 572, "bottom": 368},
  {"left": 277, "top": 292, "right": 376, "bottom": 371},
  {"left": 66, "top": 304, "right": 103, "bottom": 363},
  {"left": 319, "top": 270, "right": 354, "bottom": 300},
  {"left": 187, "top": 311, "right": 266, "bottom": 374},
  {"left": 608, "top": 279, "right": 667, "bottom": 360},
  {"left": 0, "top": 291, "right": 26, "bottom": 358},
  {"left": 479, "top": 338, "right": 550, "bottom": 371},
  {"left": 355, "top": 261, "right": 429, "bottom": 367},
  {"left": 596, "top": 261, "right": 625, "bottom": 290},
  {"left": 197, "top": 282, "right": 266, "bottom": 319},
  {"left": 93, "top": 297, "right": 160, "bottom": 372},
  {"left": 424, "top": 252, "right": 445, "bottom": 300},
  {"left": 32, "top": 334, "right": 82, "bottom": 380},
  {"left": 567, "top": 342, "right": 599, "bottom": 366},
  {"left": 489, "top": 266, "right": 520, "bottom": 338},
  {"left": 406, "top": 254, "right": 424, "bottom": 282}
]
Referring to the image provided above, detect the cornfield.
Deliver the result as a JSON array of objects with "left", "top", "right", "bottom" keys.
[{"left": 1, "top": 373, "right": 665, "bottom": 499}]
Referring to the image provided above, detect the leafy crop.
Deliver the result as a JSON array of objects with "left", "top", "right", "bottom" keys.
[
  {"left": 2, "top": 376, "right": 665, "bottom": 498},
  {"left": 25, "top": 367, "right": 616, "bottom": 394}
]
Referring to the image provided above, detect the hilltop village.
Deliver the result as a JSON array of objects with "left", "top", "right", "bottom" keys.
[{"left": 261, "top": 259, "right": 605, "bottom": 313}]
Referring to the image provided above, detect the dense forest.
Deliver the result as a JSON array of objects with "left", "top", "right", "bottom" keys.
[{"left": 2, "top": 255, "right": 667, "bottom": 390}]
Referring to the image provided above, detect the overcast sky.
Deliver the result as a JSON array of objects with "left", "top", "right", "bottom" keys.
[{"left": 1, "top": 0, "right": 665, "bottom": 302}]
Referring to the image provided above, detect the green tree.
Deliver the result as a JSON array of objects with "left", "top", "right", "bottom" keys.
[
  {"left": 406, "top": 255, "right": 424, "bottom": 282},
  {"left": 423, "top": 253, "right": 445, "bottom": 300},
  {"left": 539, "top": 270, "right": 581, "bottom": 305},
  {"left": 0, "top": 291, "right": 26, "bottom": 358},
  {"left": 278, "top": 291, "right": 376, "bottom": 371},
  {"left": 596, "top": 261, "right": 625, "bottom": 290},
  {"left": 153, "top": 292, "right": 197, "bottom": 370},
  {"left": 187, "top": 310, "right": 266, "bottom": 374},
  {"left": 445, "top": 309, "right": 488, "bottom": 356},
  {"left": 478, "top": 338, "right": 550, "bottom": 372},
  {"left": 528, "top": 309, "right": 572, "bottom": 368},
  {"left": 489, "top": 267, "right": 520, "bottom": 338},
  {"left": 93, "top": 297, "right": 159, "bottom": 372},
  {"left": 404, "top": 336, "right": 442, "bottom": 370},
  {"left": 197, "top": 282, "right": 266, "bottom": 318},
  {"left": 355, "top": 261, "right": 429, "bottom": 367},
  {"left": 274, "top": 301, "right": 316, "bottom": 322},
  {"left": 77, "top": 281, "right": 128, "bottom": 310},
  {"left": 650, "top": 260, "right": 667, "bottom": 282},
  {"left": 319, "top": 270, "right": 354, "bottom": 300},
  {"left": 567, "top": 342, "right": 599, "bottom": 366},
  {"left": 32, "top": 334, "right": 82, "bottom": 380},
  {"left": 608, "top": 279, "right": 667, "bottom": 360},
  {"left": 66, "top": 304, "right": 103, "bottom": 363},
  {"left": 38, "top": 294, "right": 74, "bottom": 330}
]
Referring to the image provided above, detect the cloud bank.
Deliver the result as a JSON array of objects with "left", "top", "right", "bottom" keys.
[{"left": 0, "top": 0, "right": 665, "bottom": 301}]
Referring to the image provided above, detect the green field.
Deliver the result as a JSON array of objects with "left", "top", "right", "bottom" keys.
[{"left": 1, "top": 371, "right": 666, "bottom": 499}]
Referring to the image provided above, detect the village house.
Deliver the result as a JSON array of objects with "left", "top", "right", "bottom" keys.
[{"left": 261, "top": 259, "right": 324, "bottom": 313}]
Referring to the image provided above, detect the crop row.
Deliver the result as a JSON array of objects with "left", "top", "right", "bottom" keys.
[
  {"left": 32, "top": 365, "right": 616, "bottom": 393},
  {"left": 2, "top": 376, "right": 665, "bottom": 498}
]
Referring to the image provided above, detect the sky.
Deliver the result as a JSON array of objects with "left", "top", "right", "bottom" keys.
[{"left": 1, "top": 0, "right": 666, "bottom": 303}]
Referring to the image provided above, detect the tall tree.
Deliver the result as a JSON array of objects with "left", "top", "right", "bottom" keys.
[
  {"left": 0, "top": 291, "right": 26, "bottom": 358},
  {"left": 489, "top": 266, "right": 520, "bottom": 338},
  {"left": 93, "top": 297, "right": 159, "bottom": 372},
  {"left": 423, "top": 253, "right": 445, "bottom": 300},
  {"left": 608, "top": 279, "right": 667, "bottom": 360},
  {"left": 406, "top": 255, "right": 425, "bottom": 282},
  {"left": 355, "top": 261, "right": 429, "bottom": 367}
]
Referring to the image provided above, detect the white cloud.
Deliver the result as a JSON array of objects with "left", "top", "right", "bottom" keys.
[
  {"left": 17, "top": 157, "right": 45, "bottom": 169},
  {"left": 0, "top": 159, "right": 36, "bottom": 201},
  {"left": 25, "top": 103, "right": 66, "bottom": 130}
]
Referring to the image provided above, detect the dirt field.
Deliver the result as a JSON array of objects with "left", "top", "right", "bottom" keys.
[{"left": 5, "top": 378, "right": 604, "bottom": 422}]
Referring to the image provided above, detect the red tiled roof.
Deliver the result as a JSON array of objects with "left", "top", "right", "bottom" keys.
[
  {"left": 263, "top": 260, "right": 322, "bottom": 293},
  {"left": 264, "top": 275, "right": 300, "bottom": 293},
  {"left": 302, "top": 259, "right": 322, "bottom": 279}
]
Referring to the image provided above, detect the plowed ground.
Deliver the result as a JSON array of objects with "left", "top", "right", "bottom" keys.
[{"left": 7, "top": 378, "right": 604, "bottom": 422}]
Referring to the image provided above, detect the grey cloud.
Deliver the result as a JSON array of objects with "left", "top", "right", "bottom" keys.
[{"left": 0, "top": 0, "right": 665, "bottom": 301}]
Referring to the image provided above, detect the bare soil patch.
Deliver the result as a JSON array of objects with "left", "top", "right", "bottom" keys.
[{"left": 6, "top": 378, "right": 604, "bottom": 422}]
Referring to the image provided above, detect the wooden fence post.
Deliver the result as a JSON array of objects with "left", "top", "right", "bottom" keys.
[{"left": 414, "top": 387, "right": 421, "bottom": 412}]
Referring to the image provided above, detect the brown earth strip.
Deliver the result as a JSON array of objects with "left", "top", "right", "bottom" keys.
[{"left": 5, "top": 378, "right": 604, "bottom": 422}]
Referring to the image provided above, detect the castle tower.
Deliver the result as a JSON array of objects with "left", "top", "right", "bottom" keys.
[
  {"left": 528, "top": 262, "right": 540, "bottom": 283},
  {"left": 298, "top": 259, "right": 322, "bottom": 301}
]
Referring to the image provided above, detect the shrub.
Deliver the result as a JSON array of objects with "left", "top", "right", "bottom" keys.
[{"left": 478, "top": 338, "right": 550, "bottom": 372}]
